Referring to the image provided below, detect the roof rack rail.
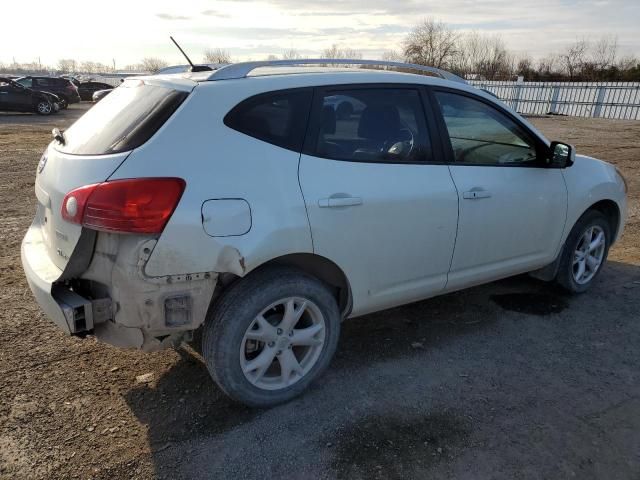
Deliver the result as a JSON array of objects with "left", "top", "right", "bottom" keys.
[{"left": 206, "top": 59, "right": 467, "bottom": 84}]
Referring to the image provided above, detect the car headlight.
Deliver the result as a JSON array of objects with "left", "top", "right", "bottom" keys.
[{"left": 615, "top": 167, "right": 628, "bottom": 194}]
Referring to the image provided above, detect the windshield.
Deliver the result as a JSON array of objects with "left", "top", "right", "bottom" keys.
[{"left": 56, "top": 79, "right": 189, "bottom": 155}]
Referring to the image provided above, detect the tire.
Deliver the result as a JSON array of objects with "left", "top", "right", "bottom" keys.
[
  {"left": 35, "top": 100, "right": 52, "bottom": 115},
  {"left": 202, "top": 266, "right": 341, "bottom": 407},
  {"left": 556, "top": 210, "right": 611, "bottom": 293}
]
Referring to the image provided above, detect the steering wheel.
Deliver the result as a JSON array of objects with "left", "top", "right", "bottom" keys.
[{"left": 383, "top": 126, "right": 415, "bottom": 159}]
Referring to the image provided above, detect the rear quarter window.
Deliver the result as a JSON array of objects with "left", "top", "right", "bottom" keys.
[
  {"left": 56, "top": 80, "right": 189, "bottom": 155},
  {"left": 224, "top": 88, "right": 312, "bottom": 152}
]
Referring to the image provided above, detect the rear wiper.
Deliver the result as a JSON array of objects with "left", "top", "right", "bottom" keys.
[{"left": 52, "top": 128, "right": 66, "bottom": 145}]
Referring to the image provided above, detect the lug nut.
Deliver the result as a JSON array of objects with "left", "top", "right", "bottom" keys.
[
  {"left": 289, "top": 331, "right": 294, "bottom": 337},
  {"left": 268, "top": 341, "right": 275, "bottom": 347},
  {"left": 277, "top": 328, "right": 283, "bottom": 335},
  {"left": 276, "top": 350, "right": 282, "bottom": 355}
]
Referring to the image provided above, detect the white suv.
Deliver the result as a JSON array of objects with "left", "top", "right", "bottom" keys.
[{"left": 22, "top": 60, "right": 627, "bottom": 407}]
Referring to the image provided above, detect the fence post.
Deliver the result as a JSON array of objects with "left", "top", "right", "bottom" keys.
[
  {"left": 512, "top": 76, "right": 523, "bottom": 112},
  {"left": 550, "top": 86, "right": 560, "bottom": 114},
  {"left": 593, "top": 86, "right": 606, "bottom": 118}
]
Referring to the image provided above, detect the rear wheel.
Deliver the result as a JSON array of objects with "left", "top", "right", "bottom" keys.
[
  {"left": 35, "top": 100, "right": 52, "bottom": 115},
  {"left": 556, "top": 210, "right": 611, "bottom": 293},
  {"left": 202, "top": 266, "right": 340, "bottom": 407}
]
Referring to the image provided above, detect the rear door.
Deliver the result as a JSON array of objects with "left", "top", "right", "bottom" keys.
[
  {"left": 431, "top": 89, "right": 567, "bottom": 289},
  {"left": 299, "top": 85, "right": 459, "bottom": 316}
]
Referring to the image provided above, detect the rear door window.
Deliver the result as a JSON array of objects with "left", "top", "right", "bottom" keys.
[
  {"left": 224, "top": 88, "right": 312, "bottom": 152},
  {"left": 35, "top": 78, "right": 53, "bottom": 87},
  {"left": 56, "top": 80, "right": 189, "bottom": 155}
]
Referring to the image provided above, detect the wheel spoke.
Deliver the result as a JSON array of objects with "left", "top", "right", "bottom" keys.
[
  {"left": 575, "top": 259, "right": 586, "bottom": 280},
  {"left": 245, "top": 314, "right": 277, "bottom": 342},
  {"left": 242, "top": 347, "right": 276, "bottom": 382},
  {"left": 277, "top": 349, "right": 303, "bottom": 385},
  {"left": 280, "top": 299, "right": 307, "bottom": 332},
  {"left": 586, "top": 254, "right": 600, "bottom": 271},
  {"left": 290, "top": 323, "right": 324, "bottom": 346},
  {"left": 589, "top": 231, "right": 605, "bottom": 252},
  {"left": 573, "top": 251, "right": 582, "bottom": 265}
]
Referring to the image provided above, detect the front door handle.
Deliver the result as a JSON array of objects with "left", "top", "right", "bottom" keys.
[
  {"left": 462, "top": 189, "right": 491, "bottom": 200},
  {"left": 318, "top": 196, "right": 363, "bottom": 208}
]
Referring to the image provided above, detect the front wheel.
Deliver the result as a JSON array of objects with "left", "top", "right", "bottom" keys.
[
  {"left": 35, "top": 100, "right": 52, "bottom": 115},
  {"left": 556, "top": 210, "right": 611, "bottom": 293},
  {"left": 202, "top": 266, "right": 341, "bottom": 407}
]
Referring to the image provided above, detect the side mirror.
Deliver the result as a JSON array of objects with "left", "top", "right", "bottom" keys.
[{"left": 548, "top": 141, "right": 575, "bottom": 168}]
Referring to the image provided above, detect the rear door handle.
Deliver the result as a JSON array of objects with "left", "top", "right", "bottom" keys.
[
  {"left": 318, "top": 196, "right": 363, "bottom": 208},
  {"left": 462, "top": 189, "right": 491, "bottom": 200}
]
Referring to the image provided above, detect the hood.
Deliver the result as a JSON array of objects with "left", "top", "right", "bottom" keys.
[{"left": 574, "top": 153, "right": 615, "bottom": 171}]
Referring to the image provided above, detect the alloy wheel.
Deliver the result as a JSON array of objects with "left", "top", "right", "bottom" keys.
[
  {"left": 240, "top": 297, "right": 326, "bottom": 390},
  {"left": 573, "top": 225, "right": 606, "bottom": 284}
]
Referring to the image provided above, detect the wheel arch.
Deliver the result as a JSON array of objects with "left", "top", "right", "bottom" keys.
[
  {"left": 228, "top": 253, "right": 352, "bottom": 318},
  {"left": 583, "top": 199, "right": 621, "bottom": 243}
]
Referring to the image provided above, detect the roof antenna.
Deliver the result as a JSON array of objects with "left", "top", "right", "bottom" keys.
[{"left": 170, "top": 36, "right": 212, "bottom": 72}]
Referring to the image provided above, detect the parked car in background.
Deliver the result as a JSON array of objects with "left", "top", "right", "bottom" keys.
[
  {"left": 0, "top": 77, "right": 60, "bottom": 115},
  {"left": 61, "top": 75, "right": 81, "bottom": 87},
  {"left": 78, "top": 82, "right": 113, "bottom": 101},
  {"left": 15, "top": 76, "right": 80, "bottom": 108},
  {"left": 22, "top": 60, "right": 627, "bottom": 408},
  {"left": 92, "top": 88, "right": 113, "bottom": 102}
]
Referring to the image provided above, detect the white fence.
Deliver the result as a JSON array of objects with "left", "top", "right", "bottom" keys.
[{"left": 469, "top": 81, "right": 640, "bottom": 120}]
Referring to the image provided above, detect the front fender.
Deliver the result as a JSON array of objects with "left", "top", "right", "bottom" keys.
[{"left": 561, "top": 155, "right": 627, "bottom": 244}]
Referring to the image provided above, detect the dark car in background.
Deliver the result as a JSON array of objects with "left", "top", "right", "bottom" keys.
[
  {"left": 0, "top": 77, "right": 60, "bottom": 115},
  {"left": 78, "top": 81, "right": 113, "bottom": 101},
  {"left": 92, "top": 88, "right": 113, "bottom": 102},
  {"left": 15, "top": 76, "right": 80, "bottom": 108}
]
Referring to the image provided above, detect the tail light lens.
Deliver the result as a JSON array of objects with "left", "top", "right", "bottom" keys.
[{"left": 61, "top": 178, "right": 185, "bottom": 234}]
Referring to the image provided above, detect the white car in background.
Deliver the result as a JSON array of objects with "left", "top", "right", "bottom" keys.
[{"left": 22, "top": 59, "right": 627, "bottom": 407}]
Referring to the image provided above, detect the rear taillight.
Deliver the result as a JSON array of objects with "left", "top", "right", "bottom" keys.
[{"left": 61, "top": 178, "right": 185, "bottom": 234}]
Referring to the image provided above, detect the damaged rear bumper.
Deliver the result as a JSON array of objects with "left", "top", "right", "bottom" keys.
[
  {"left": 21, "top": 220, "right": 107, "bottom": 335},
  {"left": 22, "top": 220, "right": 218, "bottom": 351}
]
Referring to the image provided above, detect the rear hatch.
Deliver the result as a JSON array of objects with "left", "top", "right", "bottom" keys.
[{"left": 34, "top": 78, "right": 193, "bottom": 271}]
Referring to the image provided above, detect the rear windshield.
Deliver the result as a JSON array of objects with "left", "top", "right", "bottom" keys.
[{"left": 56, "top": 80, "right": 189, "bottom": 155}]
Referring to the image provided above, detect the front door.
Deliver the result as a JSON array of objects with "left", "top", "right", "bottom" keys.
[
  {"left": 432, "top": 90, "right": 568, "bottom": 290},
  {"left": 299, "top": 86, "right": 459, "bottom": 316}
]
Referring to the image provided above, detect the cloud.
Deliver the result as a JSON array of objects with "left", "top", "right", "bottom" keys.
[
  {"left": 201, "top": 9, "right": 232, "bottom": 18},
  {"left": 156, "top": 13, "right": 191, "bottom": 20}
]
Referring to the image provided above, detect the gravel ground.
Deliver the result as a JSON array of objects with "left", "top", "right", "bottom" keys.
[{"left": 0, "top": 105, "right": 638, "bottom": 479}]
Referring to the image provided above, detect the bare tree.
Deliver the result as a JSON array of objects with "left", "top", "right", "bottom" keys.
[
  {"left": 561, "top": 39, "right": 588, "bottom": 80},
  {"left": 381, "top": 50, "right": 405, "bottom": 62},
  {"left": 321, "top": 44, "right": 363, "bottom": 60},
  {"left": 140, "top": 57, "right": 168, "bottom": 72},
  {"left": 592, "top": 35, "right": 617, "bottom": 70},
  {"left": 515, "top": 55, "right": 534, "bottom": 79},
  {"left": 478, "top": 35, "right": 512, "bottom": 79},
  {"left": 57, "top": 59, "right": 77, "bottom": 73},
  {"left": 281, "top": 49, "right": 302, "bottom": 60},
  {"left": 203, "top": 48, "right": 232, "bottom": 64},
  {"left": 403, "top": 19, "right": 458, "bottom": 69}
]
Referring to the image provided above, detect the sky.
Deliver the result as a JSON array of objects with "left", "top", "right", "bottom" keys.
[{"left": 1, "top": 0, "right": 639, "bottom": 68}]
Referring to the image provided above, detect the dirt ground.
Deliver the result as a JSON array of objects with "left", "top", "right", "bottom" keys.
[{"left": 0, "top": 105, "right": 639, "bottom": 479}]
